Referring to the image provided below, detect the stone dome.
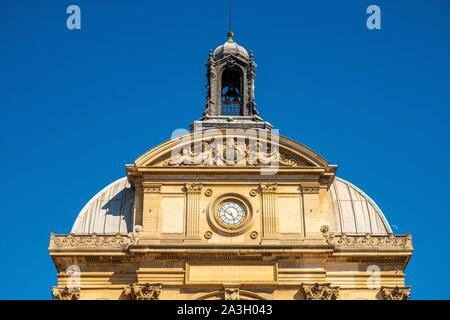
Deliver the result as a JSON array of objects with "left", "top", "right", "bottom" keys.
[
  {"left": 213, "top": 32, "right": 249, "bottom": 60},
  {"left": 71, "top": 177, "right": 391, "bottom": 236}
]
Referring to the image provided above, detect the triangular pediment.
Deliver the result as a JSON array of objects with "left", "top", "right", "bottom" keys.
[{"left": 214, "top": 54, "right": 248, "bottom": 68}]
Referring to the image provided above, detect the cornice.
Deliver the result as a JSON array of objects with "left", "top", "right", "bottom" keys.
[
  {"left": 49, "top": 227, "right": 413, "bottom": 273},
  {"left": 132, "top": 167, "right": 328, "bottom": 174}
]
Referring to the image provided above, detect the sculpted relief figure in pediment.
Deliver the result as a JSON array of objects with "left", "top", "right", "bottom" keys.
[
  {"left": 162, "top": 136, "right": 299, "bottom": 167},
  {"left": 133, "top": 129, "right": 328, "bottom": 169}
]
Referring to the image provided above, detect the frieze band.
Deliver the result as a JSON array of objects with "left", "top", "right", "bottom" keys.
[
  {"left": 320, "top": 225, "right": 413, "bottom": 249},
  {"left": 50, "top": 232, "right": 141, "bottom": 248},
  {"left": 163, "top": 140, "right": 298, "bottom": 167}
]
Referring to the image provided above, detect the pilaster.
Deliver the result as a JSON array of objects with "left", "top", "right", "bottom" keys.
[
  {"left": 260, "top": 183, "right": 279, "bottom": 242},
  {"left": 300, "top": 185, "right": 321, "bottom": 238},
  {"left": 185, "top": 183, "right": 203, "bottom": 241},
  {"left": 142, "top": 184, "right": 162, "bottom": 240}
]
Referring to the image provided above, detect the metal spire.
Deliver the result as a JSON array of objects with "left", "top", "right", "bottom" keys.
[
  {"left": 227, "top": 0, "right": 234, "bottom": 43},
  {"left": 229, "top": 0, "right": 232, "bottom": 32}
]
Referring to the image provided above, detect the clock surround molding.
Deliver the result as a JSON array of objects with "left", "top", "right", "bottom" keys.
[{"left": 207, "top": 193, "right": 254, "bottom": 236}]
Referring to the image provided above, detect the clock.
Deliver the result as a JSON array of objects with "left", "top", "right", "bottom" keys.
[{"left": 217, "top": 201, "right": 246, "bottom": 226}]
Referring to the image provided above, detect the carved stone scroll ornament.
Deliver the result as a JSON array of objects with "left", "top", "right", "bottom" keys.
[
  {"left": 260, "top": 183, "right": 277, "bottom": 193},
  {"left": 224, "top": 286, "right": 240, "bottom": 300},
  {"left": 185, "top": 183, "right": 203, "bottom": 193},
  {"left": 51, "top": 228, "right": 142, "bottom": 249},
  {"left": 248, "top": 142, "right": 296, "bottom": 166},
  {"left": 124, "top": 283, "right": 162, "bottom": 300},
  {"left": 162, "top": 140, "right": 298, "bottom": 167},
  {"left": 52, "top": 287, "right": 80, "bottom": 300},
  {"left": 226, "top": 57, "right": 236, "bottom": 69},
  {"left": 320, "top": 225, "right": 413, "bottom": 249},
  {"left": 381, "top": 286, "right": 411, "bottom": 300},
  {"left": 302, "top": 283, "right": 339, "bottom": 300}
]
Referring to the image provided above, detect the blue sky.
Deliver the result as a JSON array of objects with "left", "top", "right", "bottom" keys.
[{"left": 0, "top": 0, "right": 449, "bottom": 299}]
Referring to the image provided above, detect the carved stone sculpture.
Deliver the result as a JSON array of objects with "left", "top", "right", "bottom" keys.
[
  {"left": 163, "top": 139, "right": 297, "bottom": 167},
  {"left": 320, "top": 225, "right": 413, "bottom": 249},
  {"left": 302, "top": 283, "right": 339, "bottom": 300},
  {"left": 381, "top": 286, "right": 411, "bottom": 300},
  {"left": 50, "top": 231, "right": 141, "bottom": 248},
  {"left": 52, "top": 287, "right": 80, "bottom": 300},
  {"left": 224, "top": 286, "right": 240, "bottom": 300},
  {"left": 124, "top": 283, "right": 162, "bottom": 300}
]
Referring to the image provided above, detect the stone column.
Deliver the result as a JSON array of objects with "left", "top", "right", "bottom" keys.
[
  {"left": 260, "top": 183, "right": 279, "bottom": 242},
  {"left": 185, "top": 183, "right": 202, "bottom": 241}
]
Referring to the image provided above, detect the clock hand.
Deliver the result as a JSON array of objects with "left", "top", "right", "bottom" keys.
[{"left": 225, "top": 211, "right": 234, "bottom": 220}]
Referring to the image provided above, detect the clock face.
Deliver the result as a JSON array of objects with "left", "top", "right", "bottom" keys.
[{"left": 218, "top": 201, "right": 246, "bottom": 226}]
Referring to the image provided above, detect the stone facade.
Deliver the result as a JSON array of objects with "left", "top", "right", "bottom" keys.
[{"left": 49, "top": 33, "right": 412, "bottom": 300}]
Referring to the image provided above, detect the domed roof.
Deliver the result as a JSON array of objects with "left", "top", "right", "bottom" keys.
[
  {"left": 328, "top": 178, "right": 392, "bottom": 235},
  {"left": 70, "top": 176, "right": 392, "bottom": 236},
  {"left": 71, "top": 177, "right": 134, "bottom": 235},
  {"left": 213, "top": 32, "right": 249, "bottom": 60}
]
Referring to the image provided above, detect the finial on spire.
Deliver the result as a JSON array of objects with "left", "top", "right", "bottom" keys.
[{"left": 227, "top": 31, "right": 234, "bottom": 43}]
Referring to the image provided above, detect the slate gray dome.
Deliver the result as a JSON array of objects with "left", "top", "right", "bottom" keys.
[
  {"left": 71, "top": 177, "right": 392, "bottom": 236},
  {"left": 213, "top": 32, "right": 249, "bottom": 60}
]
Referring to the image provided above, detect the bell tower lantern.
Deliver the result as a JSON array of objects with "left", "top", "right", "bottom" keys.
[{"left": 191, "top": 32, "right": 272, "bottom": 131}]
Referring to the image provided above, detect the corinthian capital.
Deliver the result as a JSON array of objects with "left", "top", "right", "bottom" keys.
[
  {"left": 52, "top": 287, "right": 80, "bottom": 300},
  {"left": 185, "top": 183, "right": 203, "bottom": 193},
  {"left": 381, "top": 286, "right": 411, "bottom": 300},
  {"left": 124, "top": 283, "right": 162, "bottom": 300},
  {"left": 143, "top": 184, "right": 161, "bottom": 194},
  {"left": 260, "top": 183, "right": 277, "bottom": 193},
  {"left": 302, "top": 283, "right": 339, "bottom": 300}
]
